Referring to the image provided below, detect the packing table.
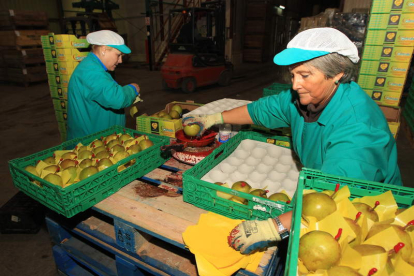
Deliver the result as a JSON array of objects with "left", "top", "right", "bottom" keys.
[{"left": 46, "top": 158, "right": 286, "bottom": 276}]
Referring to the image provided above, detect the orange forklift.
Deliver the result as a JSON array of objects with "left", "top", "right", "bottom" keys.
[{"left": 161, "top": 0, "right": 233, "bottom": 93}]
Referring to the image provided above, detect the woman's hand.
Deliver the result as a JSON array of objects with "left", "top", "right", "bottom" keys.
[{"left": 182, "top": 113, "right": 223, "bottom": 136}]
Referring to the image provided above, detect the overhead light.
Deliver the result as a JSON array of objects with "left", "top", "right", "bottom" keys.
[{"left": 279, "top": 5, "right": 285, "bottom": 9}]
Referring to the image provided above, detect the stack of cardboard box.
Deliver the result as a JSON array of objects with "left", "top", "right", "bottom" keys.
[
  {"left": 41, "top": 33, "right": 90, "bottom": 141},
  {"left": 357, "top": 0, "right": 414, "bottom": 138}
]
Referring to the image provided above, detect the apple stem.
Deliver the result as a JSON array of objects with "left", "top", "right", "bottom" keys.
[
  {"left": 354, "top": 212, "right": 362, "bottom": 223},
  {"left": 334, "top": 228, "right": 342, "bottom": 241},
  {"left": 368, "top": 268, "right": 377, "bottom": 276},
  {"left": 403, "top": 220, "right": 414, "bottom": 231},
  {"left": 371, "top": 201, "right": 380, "bottom": 211}
]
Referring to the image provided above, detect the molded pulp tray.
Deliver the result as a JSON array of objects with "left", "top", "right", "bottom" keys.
[
  {"left": 285, "top": 168, "right": 414, "bottom": 276},
  {"left": 8, "top": 125, "right": 170, "bottom": 218},
  {"left": 183, "top": 130, "right": 294, "bottom": 220}
]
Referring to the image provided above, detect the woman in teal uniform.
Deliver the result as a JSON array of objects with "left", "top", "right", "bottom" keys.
[
  {"left": 183, "top": 27, "right": 402, "bottom": 186},
  {"left": 184, "top": 28, "right": 403, "bottom": 254},
  {"left": 67, "top": 30, "right": 141, "bottom": 140}
]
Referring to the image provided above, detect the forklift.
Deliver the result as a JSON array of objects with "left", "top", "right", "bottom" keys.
[{"left": 161, "top": 0, "right": 233, "bottom": 93}]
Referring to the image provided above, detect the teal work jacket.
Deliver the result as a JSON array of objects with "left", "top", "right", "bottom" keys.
[
  {"left": 247, "top": 81, "right": 402, "bottom": 185},
  {"left": 67, "top": 53, "right": 137, "bottom": 140}
]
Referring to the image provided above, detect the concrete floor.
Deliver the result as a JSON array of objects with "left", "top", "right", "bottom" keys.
[{"left": 0, "top": 62, "right": 413, "bottom": 276}]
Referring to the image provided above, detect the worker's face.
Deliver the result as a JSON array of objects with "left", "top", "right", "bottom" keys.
[
  {"left": 101, "top": 47, "right": 123, "bottom": 71},
  {"left": 290, "top": 64, "right": 341, "bottom": 106}
]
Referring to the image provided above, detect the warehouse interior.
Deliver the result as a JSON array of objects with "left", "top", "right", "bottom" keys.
[{"left": 1, "top": 0, "right": 414, "bottom": 275}]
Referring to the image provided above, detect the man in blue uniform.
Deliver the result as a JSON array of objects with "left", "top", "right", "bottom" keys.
[{"left": 67, "top": 30, "right": 141, "bottom": 140}]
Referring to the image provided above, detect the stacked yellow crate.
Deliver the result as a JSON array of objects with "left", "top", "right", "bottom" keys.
[
  {"left": 357, "top": 0, "right": 414, "bottom": 138},
  {"left": 41, "top": 33, "right": 89, "bottom": 141}
]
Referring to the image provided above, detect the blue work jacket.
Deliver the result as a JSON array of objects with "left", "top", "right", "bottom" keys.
[
  {"left": 247, "top": 81, "right": 402, "bottom": 185},
  {"left": 67, "top": 53, "right": 136, "bottom": 140}
]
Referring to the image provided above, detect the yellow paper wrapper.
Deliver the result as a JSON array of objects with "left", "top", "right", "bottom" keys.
[
  {"left": 352, "top": 191, "right": 398, "bottom": 222},
  {"left": 336, "top": 198, "right": 359, "bottom": 220},
  {"left": 182, "top": 212, "right": 264, "bottom": 276},
  {"left": 394, "top": 206, "right": 414, "bottom": 227},
  {"left": 332, "top": 185, "right": 351, "bottom": 203},
  {"left": 130, "top": 105, "right": 139, "bottom": 117},
  {"left": 363, "top": 226, "right": 412, "bottom": 263},
  {"left": 339, "top": 243, "right": 362, "bottom": 270},
  {"left": 393, "top": 252, "right": 414, "bottom": 275},
  {"left": 54, "top": 150, "right": 73, "bottom": 159},
  {"left": 35, "top": 160, "right": 50, "bottom": 174},
  {"left": 358, "top": 251, "right": 389, "bottom": 276},
  {"left": 409, "top": 231, "right": 414, "bottom": 263},
  {"left": 313, "top": 210, "right": 356, "bottom": 244}
]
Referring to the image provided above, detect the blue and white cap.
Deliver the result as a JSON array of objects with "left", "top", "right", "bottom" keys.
[
  {"left": 274, "top": 27, "right": 359, "bottom": 66},
  {"left": 87, "top": 30, "right": 131, "bottom": 54}
]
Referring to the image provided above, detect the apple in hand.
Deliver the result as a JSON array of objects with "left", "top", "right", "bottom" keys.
[{"left": 183, "top": 124, "right": 201, "bottom": 137}]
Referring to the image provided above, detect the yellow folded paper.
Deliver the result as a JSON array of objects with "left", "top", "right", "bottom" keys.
[
  {"left": 394, "top": 206, "right": 414, "bottom": 227},
  {"left": 182, "top": 212, "right": 265, "bottom": 276}
]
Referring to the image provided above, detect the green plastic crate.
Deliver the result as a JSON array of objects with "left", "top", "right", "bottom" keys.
[
  {"left": 8, "top": 125, "right": 170, "bottom": 218},
  {"left": 183, "top": 130, "right": 294, "bottom": 220},
  {"left": 285, "top": 168, "right": 414, "bottom": 276},
  {"left": 263, "top": 83, "right": 292, "bottom": 97}
]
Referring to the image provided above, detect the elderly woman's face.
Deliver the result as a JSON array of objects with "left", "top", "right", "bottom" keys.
[
  {"left": 101, "top": 47, "right": 123, "bottom": 71},
  {"left": 290, "top": 64, "right": 338, "bottom": 106}
]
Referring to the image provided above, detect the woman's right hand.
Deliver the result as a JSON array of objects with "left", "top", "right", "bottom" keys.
[{"left": 130, "top": 83, "right": 140, "bottom": 95}]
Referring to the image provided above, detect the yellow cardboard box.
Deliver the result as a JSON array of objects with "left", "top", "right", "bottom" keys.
[
  {"left": 365, "top": 29, "right": 414, "bottom": 46},
  {"left": 54, "top": 34, "right": 89, "bottom": 49},
  {"left": 371, "top": 0, "right": 414, "bottom": 13},
  {"left": 357, "top": 74, "right": 407, "bottom": 91},
  {"left": 361, "top": 45, "right": 413, "bottom": 61},
  {"left": 359, "top": 60, "right": 411, "bottom": 77},
  {"left": 52, "top": 99, "right": 68, "bottom": 112},
  {"left": 365, "top": 88, "right": 403, "bottom": 107},
  {"left": 49, "top": 86, "right": 68, "bottom": 100},
  {"left": 368, "top": 12, "right": 414, "bottom": 30},
  {"left": 57, "top": 48, "right": 88, "bottom": 62},
  {"left": 47, "top": 73, "right": 71, "bottom": 88},
  {"left": 136, "top": 101, "right": 203, "bottom": 138}
]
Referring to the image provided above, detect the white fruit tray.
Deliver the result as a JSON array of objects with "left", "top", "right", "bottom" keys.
[
  {"left": 184, "top": 98, "right": 252, "bottom": 116},
  {"left": 200, "top": 139, "right": 302, "bottom": 198}
]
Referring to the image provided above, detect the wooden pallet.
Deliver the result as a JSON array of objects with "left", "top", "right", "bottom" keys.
[
  {"left": 0, "top": 30, "right": 49, "bottom": 47},
  {"left": 3, "top": 48, "right": 45, "bottom": 66},
  {"left": 0, "top": 10, "right": 48, "bottom": 30}
]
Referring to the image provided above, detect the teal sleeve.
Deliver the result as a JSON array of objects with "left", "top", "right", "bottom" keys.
[
  {"left": 83, "top": 70, "right": 136, "bottom": 109},
  {"left": 247, "top": 92, "right": 292, "bottom": 128},
  {"left": 321, "top": 123, "right": 402, "bottom": 185}
]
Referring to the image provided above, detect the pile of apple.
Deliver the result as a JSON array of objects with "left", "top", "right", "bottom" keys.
[
  {"left": 297, "top": 185, "right": 414, "bottom": 276},
  {"left": 153, "top": 104, "right": 183, "bottom": 120},
  {"left": 24, "top": 132, "right": 154, "bottom": 188},
  {"left": 214, "top": 181, "right": 291, "bottom": 204}
]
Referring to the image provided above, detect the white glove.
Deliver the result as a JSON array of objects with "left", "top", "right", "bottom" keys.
[
  {"left": 228, "top": 218, "right": 281, "bottom": 254},
  {"left": 181, "top": 113, "right": 223, "bottom": 136}
]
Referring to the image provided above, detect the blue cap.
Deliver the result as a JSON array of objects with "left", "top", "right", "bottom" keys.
[
  {"left": 108, "top": 44, "right": 131, "bottom": 54},
  {"left": 273, "top": 48, "right": 330, "bottom": 66}
]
